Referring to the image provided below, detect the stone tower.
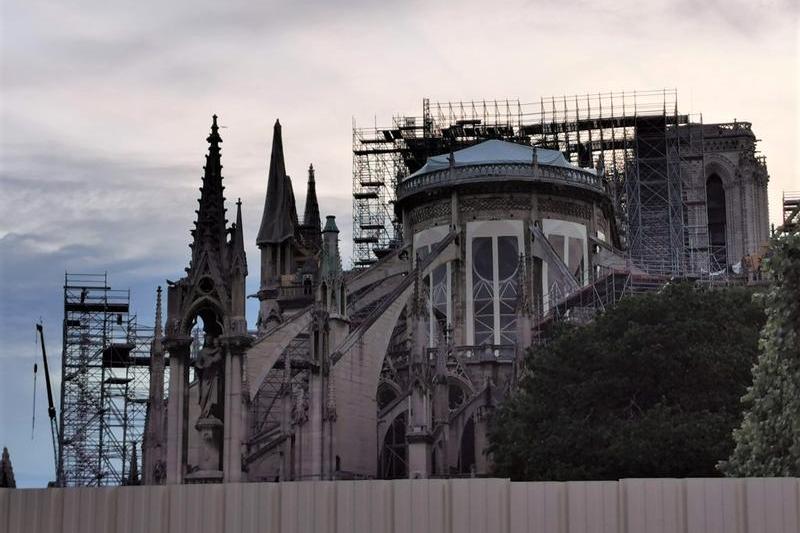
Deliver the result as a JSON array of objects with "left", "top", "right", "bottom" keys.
[
  {"left": 163, "top": 115, "right": 251, "bottom": 484},
  {"left": 256, "top": 119, "right": 300, "bottom": 329}
]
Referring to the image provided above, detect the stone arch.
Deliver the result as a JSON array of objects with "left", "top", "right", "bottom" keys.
[
  {"left": 377, "top": 379, "right": 402, "bottom": 411},
  {"left": 704, "top": 155, "right": 736, "bottom": 189},
  {"left": 180, "top": 296, "right": 225, "bottom": 337},
  {"left": 330, "top": 232, "right": 459, "bottom": 476},
  {"left": 246, "top": 308, "right": 314, "bottom": 399},
  {"left": 457, "top": 417, "right": 476, "bottom": 474},
  {"left": 447, "top": 383, "right": 491, "bottom": 472},
  {"left": 704, "top": 155, "right": 739, "bottom": 265},
  {"left": 378, "top": 410, "right": 407, "bottom": 479},
  {"left": 706, "top": 173, "right": 727, "bottom": 267},
  {"left": 447, "top": 374, "right": 474, "bottom": 411}
]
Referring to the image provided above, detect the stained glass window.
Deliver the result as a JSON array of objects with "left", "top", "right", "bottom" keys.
[
  {"left": 431, "top": 263, "right": 448, "bottom": 339},
  {"left": 470, "top": 235, "right": 520, "bottom": 346},
  {"left": 472, "top": 237, "right": 494, "bottom": 346},
  {"left": 414, "top": 241, "right": 451, "bottom": 346}
]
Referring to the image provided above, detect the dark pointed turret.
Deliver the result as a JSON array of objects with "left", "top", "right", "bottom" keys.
[
  {"left": 0, "top": 447, "right": 15, "bottom": 488},
  {"left": 230, "top": 198, "right": 247, "bottom": 276},
  {"left": 152, "top": 286, "right": 163, "bottom": 353},
  {"left": 190, "top": 115, "right": 228, "bottom": 270},
  {"left": 127, "top": 444, "right": 140, "bottom": 486},
  {"left": 303, "top": 164, "right": 321, "bottom": 232},
  {"left": 301, "top": 164, "right": 322, "bottom": 251},
  {"left": 257, "top": 120, "right": 298, "bottom": 246}
]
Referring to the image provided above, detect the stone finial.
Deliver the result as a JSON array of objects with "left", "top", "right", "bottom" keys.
[
  {"left": 595, "top": 153, "right": 605, "bottom": 176},
  {"left": 515, "top": 254, "right": 531, "bottom": 316},
  {"left": 127, "top": 443, "right": 140, "bottom": 486},
  {"left": 0, "top": 447, "right": 16, "bottom": 488}
]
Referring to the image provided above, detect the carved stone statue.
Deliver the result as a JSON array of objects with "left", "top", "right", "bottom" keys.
[
  {"left": 291, "top": 374, "right": 310, "bottom": 426},
  {"left": 196, "top": 336, "right": 223, "bottom": 420}
]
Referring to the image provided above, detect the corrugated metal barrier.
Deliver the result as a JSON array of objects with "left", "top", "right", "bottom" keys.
[{"left": 1, "top": 477, "right": 798, "bottom": 533}]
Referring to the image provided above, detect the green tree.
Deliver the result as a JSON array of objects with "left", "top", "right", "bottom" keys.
[
  {"left": 489, "top": 284, "right": 765, "bottom": 480},
  {"left": 721, "top": 230, "right": 800, "bottom": 476}
]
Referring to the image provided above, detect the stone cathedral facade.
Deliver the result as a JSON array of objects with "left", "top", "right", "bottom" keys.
[{"left": 142, "top": 114, "right": 769, "bottom": 484}]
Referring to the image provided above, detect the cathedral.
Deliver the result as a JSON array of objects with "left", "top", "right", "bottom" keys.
[{"left": 141, "top": 110, "right": 770, "bottom": 484}]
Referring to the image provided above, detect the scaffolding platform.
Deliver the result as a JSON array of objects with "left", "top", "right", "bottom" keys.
[
  {"left": 353, "top": 90, "right": 712, "bottom": 275},
  {"left": 59, "top": 272, "right": 154, "bottom": 487}
]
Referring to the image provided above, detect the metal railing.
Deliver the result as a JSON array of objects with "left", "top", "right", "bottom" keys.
[{"left": 396, "top": 162, "right": 604, "bottom": 201}]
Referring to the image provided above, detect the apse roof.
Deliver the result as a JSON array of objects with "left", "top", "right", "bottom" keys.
[{"left": 406, "top": 139, "right": 585, "bottom": 180}]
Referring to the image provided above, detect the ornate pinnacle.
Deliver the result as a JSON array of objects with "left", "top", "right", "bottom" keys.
[
  {"left": 515, "top": 253, "right": 531, "bottom": 316},
  {"left": 208, "top": 114, "right": 220, "bottom": 143},
  {"left": 154, "top": 286, "right": 163, "bottom": 338},
  {"left": 152, "top": 286, "right": 164, "bottom": 355},
  {"left": 191, "top": 114, "right": 228, "bottom": 264},
  {"left": 325, "top": 378, "right": 337, "bottom": 421},
  {"left": 411, "top": 256, "right": 426, "bottom": 318},
  {"left": 433, "top": 328, "right": 448, "bottom": 384},
  {"left": 595, "top": 153, "right": 605, "bottom": 175}
]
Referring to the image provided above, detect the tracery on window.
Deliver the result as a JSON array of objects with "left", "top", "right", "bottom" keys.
[
  {"left": 470, "top": 234, "right": 520, "bottom": 346},
  {"left": 471, "top": 237, "right": 494, "bottom": 346},
  {"left": 414, "top": 240, "right": 452, "bottom": 347},
  {"left": 497, "top": 236, "right": 519, "bottom": 345}
]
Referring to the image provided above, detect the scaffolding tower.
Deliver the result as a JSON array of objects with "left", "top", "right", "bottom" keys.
[
  {"left": 352, "top": 90, "right": 707, "bottom": 275},
  {"left": 58, "top": 273, "right": 152, "bottom": 486}
]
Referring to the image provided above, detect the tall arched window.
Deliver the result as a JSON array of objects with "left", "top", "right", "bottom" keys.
[
  {"left": 706, "top": 174, "right": 727, "bottom": 268},
  {"left": 465, "top": 220, "right": 524, "bottom": 346}
]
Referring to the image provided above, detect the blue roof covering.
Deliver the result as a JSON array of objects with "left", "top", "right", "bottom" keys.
[{"left": 406, "top": 139, "right": 583, "bottom": 180}]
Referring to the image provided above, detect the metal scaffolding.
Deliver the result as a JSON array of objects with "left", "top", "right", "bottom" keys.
[
  {"left": 352, "top": 90, "right": 710, "bottom": 275},
  {"left": 351, "top": 119, "right": 409, "bottom": 266},
  {"left": 58, "top": 273, "right": 152, "bottom": 486},
  {"left": 781, "top": 191, "right": 800, "bottom": 233}
]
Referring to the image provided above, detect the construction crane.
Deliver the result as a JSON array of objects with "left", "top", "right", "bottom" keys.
[{"left": 36, "top": 323, "right": 60, "bottom": 481}]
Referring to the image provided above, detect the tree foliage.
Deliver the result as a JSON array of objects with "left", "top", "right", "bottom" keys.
[
  {"left": 721, "top": 230, "right": 800, "bottom": 476},
  {"left": 489, "top": 284, "right": 765, "bottom": 480}
]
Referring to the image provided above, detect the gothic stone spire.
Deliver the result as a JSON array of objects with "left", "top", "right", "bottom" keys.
[
  {"left": 190, "top": 115, "right": 228, "bottom": 270},
  {"left": 256, "top": 119, "right": 298, "bottom": 246},
  {"left": 230, "top": 198, "right": 247, "bottom": 276},
  {"left": 152, "top": 286, "right": 164, "bottom": 354},
  {"left": 303, "top": 164, "right": 321, "bottom": 232},
  {"left": 0, "top": 447, "right": 15, "bottom": 488}
]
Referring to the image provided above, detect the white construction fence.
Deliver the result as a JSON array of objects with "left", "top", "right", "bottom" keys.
[{"left": 1, "top": 477, "right": 798, "bottom": 533}]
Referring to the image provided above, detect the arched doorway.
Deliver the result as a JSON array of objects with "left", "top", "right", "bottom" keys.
[
  {"left": 379, "top": 412, "right": 407, "bottom": 479},
  {"left": 457, "top": 417, "right": 475, "bottom": 475},
  {"left": 706, "top": 174, "right": 727, "bottom": 268}
]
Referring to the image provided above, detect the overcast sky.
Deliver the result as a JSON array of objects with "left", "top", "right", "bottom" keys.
[{"left": 1, "top": 0, "right": 797, "bottom": 487}]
